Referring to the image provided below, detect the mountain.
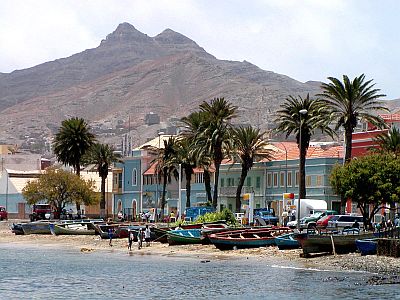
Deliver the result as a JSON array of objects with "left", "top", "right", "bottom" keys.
[{"left": 0, "top": 22, "right": 362, "bottom": 149}]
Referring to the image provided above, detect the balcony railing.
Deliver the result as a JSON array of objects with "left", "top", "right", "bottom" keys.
[{"left": 219, "top": 186, "right": 260, "bottom": 197}]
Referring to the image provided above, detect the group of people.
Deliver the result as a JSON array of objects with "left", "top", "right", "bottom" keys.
[{"left": 128, "top": 225, "right": 152, "bottom": 250}]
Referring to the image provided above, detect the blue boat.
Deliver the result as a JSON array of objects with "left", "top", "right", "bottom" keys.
[
  {"left": 275, "top": 233, "right": 300, "bottom": 250},
  {"left": 167, "top": 229, "right": 202, "bottom": 245},
  {"left": 21, "top": 221, "right": 52, "bottom": 235},
  {"left": 355, "top": 238, "right": 378, "bottom": 255}
]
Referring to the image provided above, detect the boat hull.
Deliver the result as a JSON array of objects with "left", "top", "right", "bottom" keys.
[
  {"left": 295, "top": 231, "right": 375, "bottom": 255},
  {"left": 355, "top": 238, "right": 378, "bottom": 255},
  {"left": 21, "top": 222, "right": 51, "bottom": 235},
  {"left": 167, "top": 229, "right": 202, "bottom": 245},
  {"left": 275, "top": 233, "right": 300, "bottom": 250},
  {"left": 50, "top": 223, "right": 96, "bottom": 235}
]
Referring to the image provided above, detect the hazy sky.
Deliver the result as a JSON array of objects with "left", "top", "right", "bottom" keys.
[{"left": 1, "top": 0, "right": 399, "bottom": 99}]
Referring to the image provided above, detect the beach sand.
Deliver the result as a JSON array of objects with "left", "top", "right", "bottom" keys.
[{"left": 2, "top": 221, "right": 400, "bottom": 279}]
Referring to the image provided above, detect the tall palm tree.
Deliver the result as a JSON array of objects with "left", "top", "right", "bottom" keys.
[
  {"left": 181, "top": 111, "right": 213, "bottom": 204},
  {"left": 197, "top": 98, "right": 238, "bottom": 208},
  {"left": 154, "top": 137, "right": 179, "bottom": 218},
  {"left": 275, "top": 94, "right": 335, "bottom": 200},
  {"left": 175, "top": 137, "right": 197, "bottom": 208},
  {"left": 319, "top": 74, "right": 387, "bottom": 163},
  {"left": 85, "top": 143, "right": 121, "bottom": 218},
  {"left": 232, "top": 126, "right": 272, "bottom": 212},
  {"left": 53, "top": 117, "right": 95, "bottom": 212},
  {"left": 373, "top": 127, "right": 400, "bottom": 157}
]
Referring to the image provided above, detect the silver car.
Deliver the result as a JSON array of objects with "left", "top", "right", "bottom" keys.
[{"left": 327, "top": 215, "right": 364, "bottom": 229}]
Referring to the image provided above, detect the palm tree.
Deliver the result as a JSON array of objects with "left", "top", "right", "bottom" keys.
[
  {"left": 154, "top": 137, "right": 179, "bottom": 218},
  {"left": 53, "top": 117, "right": 95, "bottom": 212},
  {"left": 232, "top": 126, "right": 272, "bottom": 212},
  {"left": 319, "top": 74, "right": 387, "bottom": 163},
  {"left": 197, "top": 98, "right": 238, "bottom": 208},
  {"left": 53, "top": 117, "right": 95, "bottom": 176},
  {"left": 181, "top": 111, "right": 213, "bottom": 204},
  {"left": 85, "top": 143, "right": 121, "bottom": 218},
  {"left": 373, "top": 127, "right": 400, "bottom": 157},
  {"left": 175, "top": 137, "right": 197, "bottom": 208},
  {"left": 274, "top": 94, "right": 335, "bottom": 200}
]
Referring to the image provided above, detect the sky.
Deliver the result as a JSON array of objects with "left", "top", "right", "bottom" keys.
[{"left": 1, "top": 0, "right": 399, "bottom": 99}]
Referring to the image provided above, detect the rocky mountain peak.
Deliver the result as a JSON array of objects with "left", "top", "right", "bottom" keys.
[
  {"left": 101, "top": 22, "right": 152, "bottom": 45},
  {"left": 155, "top": 28, "right": 197, "bottom": 45}
]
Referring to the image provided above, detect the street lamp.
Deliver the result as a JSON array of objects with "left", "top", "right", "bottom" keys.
[{"left": 297, "top": 109, "right": 308, "bottom": 231}]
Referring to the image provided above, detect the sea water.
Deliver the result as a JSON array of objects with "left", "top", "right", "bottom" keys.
[{"left": 0, "top": 244, "right": 399, "bottom": 300}]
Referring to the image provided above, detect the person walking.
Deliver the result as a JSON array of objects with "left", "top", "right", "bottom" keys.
[
  {"left": 128, "top": 230, "right": 134, "bottom": 251},
  {"left": 108, "top": 228, "right": 113, "bottom": 247},
  {"left": 145, "top": 225, "right": 151, "bottom": 247},
  {"left": 137, "top": 228, "right": 143, "bottom": 250}
]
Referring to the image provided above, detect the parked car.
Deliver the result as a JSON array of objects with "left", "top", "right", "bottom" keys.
[
  {"left": 254, "top": 208, "right": 279, "bottom": 226},
  {"left": 287, "top": 210, "right": 337, "bottom": 229},
  {"left": 327, "top": 215, "right": 364, "bottom": 229},
  {"left": 0, "top": 206, "right": 8, "bottom": 220},
  {"left": 316, "top": 214, "right": 336, "bottom": 229}
]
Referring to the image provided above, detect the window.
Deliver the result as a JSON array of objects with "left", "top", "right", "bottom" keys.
[
  {"left": 287, "top": 171, "right": 292, "bottom": 187},
  {"left": 316, "top": 175, "right": 323, "bottom": 186},
  {"left": 267, "top": 173, "right": 272, "bottom": 188},
  {"left": 273, "top": 172, "right": 278, "bottom": 187},
  {"left": 246, "top": 177, "right": 252, "bottom": 187},
  {"left": 220, "top": 178, "right": 224, "bottom": 187},
  {"left": 132, "top": 169, "right": 137, "bottom": 186},
  {"left": 295, "top": 171, "right": 299, "bottom": 187},
  {"left": 306, "top": 175, "right": 312, "bottom": 187},
  {"left": 280, "top": 172, "right": 285, "bottom": 187},
  {"left": 256, "top": 177, "right": 261, "bottom": 189},
  {"left": 195, "top": 173, "right": 203, "bottom": 183}
]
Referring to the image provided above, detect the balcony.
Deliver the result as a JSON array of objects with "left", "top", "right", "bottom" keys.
[{"left": 219, "top": 186, "right": 260, "bottom": 197}]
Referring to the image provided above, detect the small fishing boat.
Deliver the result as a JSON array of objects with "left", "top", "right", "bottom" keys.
[
  {"left": 21, "top": 221, "right": 52, "bottom": 235},
  {"left": 275, "top": 232, "right": 300, "bottom": 250},
  {"left": 355, "top": 238, "right": 378, "bottom": 256},
  {"left": 153, "top": 227, "right": 170, "bottom": 243},
  {"left": 50, "top": 223, "right": 97, "bottom": 235},
  {"left": 295, "top": 229, "right": 375, "bottom": 256},
  {"left": 209, "top": 227, "right": 291, "bottom": 250},
  {"left": 201, "top": 223, "right": 231, "bottom": 244},
  {"left": 10, "top": 223, "right": 24, "bottom": 235},
  {"left": 167, "top": 229, "right": 202, "bottom": 245}
]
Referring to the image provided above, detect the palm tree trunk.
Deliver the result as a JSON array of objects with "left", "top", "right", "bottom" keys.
[
  {"left": 344, "top": 127, "right": 353, "bottom": 163},
  {"left": 100, "top": 176, "right": 106, "bottom": 218},
  {"left": 235, "top": 167, "right": 248, "bottom": 213},
  {"left": 212, "top": 162, "right": 221, "bottom": 209},
  {"left": 75, "top": 162, "right": 81, "bottom": 214},
  {"left": 185, "top": 167, "right": 192, "bottom": 209},
  {"left": 161, "top": 172, "right": 168, "bottom": 218},
  {"left": 203, "top": 170, "right": 213, "bottom": 204}
]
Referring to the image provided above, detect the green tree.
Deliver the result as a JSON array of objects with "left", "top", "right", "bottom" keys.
[
  {"left": 181, "top": 111, "right": 213, "bottom": 204},
  {"left": 274, "top": 94, "right": 335, "bottom": 199},
  {"left": 154, "top": 136, "right": 179, "bottom": 217},
  {"left": 22, "top": 168, "right": 99, "bottom": 217},
  {"left": 232, "top": 126, "right": 272, "bottom": 212},
  {"left": 52, "top": 117, "right": 95, "bottom": 212},
  {"left": 373, "top": 127, "right": 400, "bottom": 157},
  {"left": 198, "top": 98, "right": 238, "bottom": 208},
  {"left": 319, "top": 74, "right": 387, "bottom": 163},
  {"left": 330, "top": 154, "right": 400, "bottom": 229},
  {"left": 84, "top": 143, "right": 121, "bottom": 218}
]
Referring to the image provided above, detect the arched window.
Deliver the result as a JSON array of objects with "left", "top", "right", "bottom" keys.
[
  {"left": 132, "top": 168, "right": 137, "bottom": 186},
  {"left": 117, "top": 199, "right": 122, "bottom": 213}
]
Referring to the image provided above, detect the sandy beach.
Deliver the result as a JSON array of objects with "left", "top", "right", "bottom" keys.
[{"left": 1, "top": 221, "right": 400, "bottom": 281}]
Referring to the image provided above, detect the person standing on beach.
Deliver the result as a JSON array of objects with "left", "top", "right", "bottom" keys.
[
  {"left": 145, "top": 225, "right": 151, "bottom": 247},
  {"left": 137, "top": 228, "right": 143, "bottom": 249},
  {"left": 128, "top": 230, "right": 134, "bottom": 251},
  {"left": 108, "top": 228, "right": 113, "bottom": 247}
]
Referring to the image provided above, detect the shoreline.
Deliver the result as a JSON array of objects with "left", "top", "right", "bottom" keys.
[{"left": 2, "top": 221, "right": 400, "bottom": 280}]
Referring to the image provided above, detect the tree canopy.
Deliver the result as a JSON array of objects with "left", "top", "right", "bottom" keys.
[
  {"left": 330, "top": 154, "right": 400, "bottom": 228},
  {"left": 22, "top": 168, "right": 99, "bottom": 216}
]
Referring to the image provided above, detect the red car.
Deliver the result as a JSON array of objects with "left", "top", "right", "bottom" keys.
[
  {"left": 316, "top": 214, "right": 336, "bottom": 229},
  {"left": 0, "top": 206, "right": 8, "bottom": 221}
]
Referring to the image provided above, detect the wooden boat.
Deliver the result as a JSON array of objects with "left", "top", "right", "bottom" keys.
[
  {"left": 209, "top": 227, "right": 291, "bottom": 250},
  {"left": 10, "top": 223, "right": 24, "bottom": 235},
  {"left": 201, "top": 223, "right": 232, "bottom": 244},
  {"left": 21, "top": 221, "right": 52, "bottom": 235},
  {"left": 94, "top": 223, "right": 123, "bottom": 239},
  {"left": 275, "top": 233, "right": 300, "bottom": 250},
  {"left": 355, "top": 238, "right": 378, "bottom": 255},
  {"left": 153, "top": 227, "right": 170, "bottom": 243},
  {"left": 49, "top": 223, "right": 97, "bottom": 235},
  {"left": 167, "top": 229, "right": 202, "bottom": 245},
  {"left": 295, "top": 229, "right": 375, "bottom": 256}
]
